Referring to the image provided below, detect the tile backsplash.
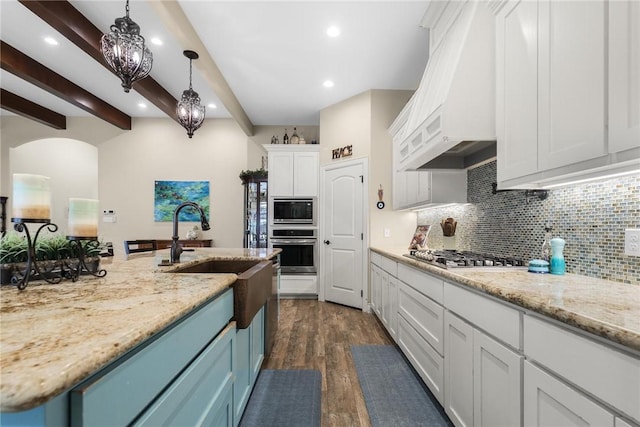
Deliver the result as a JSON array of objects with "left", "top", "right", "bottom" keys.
[{"left": 417, "top": 161, "right": 639, "bottom": 284}]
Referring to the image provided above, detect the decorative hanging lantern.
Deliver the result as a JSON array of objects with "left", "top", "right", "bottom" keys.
[
  {"left": 176, "top": 50, "right": 206, "bottom": 138},
  {"left": 100, "top": 0, "right": 153, "bottom": 92}
]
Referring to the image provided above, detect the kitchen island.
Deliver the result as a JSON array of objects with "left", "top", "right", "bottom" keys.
[
  {"left": 370, "top": 246, "right": 640, "bottom": 427},
  {"left": 0, "top": 248, "right": 280, "bottom": 425}
]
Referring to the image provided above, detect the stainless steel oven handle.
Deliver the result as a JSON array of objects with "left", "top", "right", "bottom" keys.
[{"left": 270, "top": 239, "right": 317, "bottom": 244}]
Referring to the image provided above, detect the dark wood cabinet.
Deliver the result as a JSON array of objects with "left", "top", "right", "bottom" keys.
[{"left": 155, "top": 239, "right": 213, "bottom": 249}]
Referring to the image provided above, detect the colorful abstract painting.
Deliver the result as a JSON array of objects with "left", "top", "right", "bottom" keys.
[{"left": 154, "top": 180, "right": 210, "bottom": 222}]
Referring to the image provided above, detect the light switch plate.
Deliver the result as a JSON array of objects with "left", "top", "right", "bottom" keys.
[
  {"left": 625, "top": 229, "right": 640, "bottom": 256},
  {"left": 384, "top": 228, "right": 390, "bottom": 238}
]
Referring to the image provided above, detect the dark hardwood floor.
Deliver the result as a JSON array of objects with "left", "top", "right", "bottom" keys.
[{"left": 263, "top": 299, "right": 393, "bottom": 427}]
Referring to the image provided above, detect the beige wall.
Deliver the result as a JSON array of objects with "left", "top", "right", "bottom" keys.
[
  {"left": 369, "top": 90, "right": 417, "bottom": 248},
  {"left": 319, "top": 89, "right": 417, "bottom": 249},
  {"left": 319, "top": 91, "right": 372, "bottom": 166},
  {"left": 9, "top": 138, "right": 99, "bottom": 235},
  {"left": 1, "top": 116, "right": 256, "bottom": 255}
]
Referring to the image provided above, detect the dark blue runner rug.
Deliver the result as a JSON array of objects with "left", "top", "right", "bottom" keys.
[
  {"left": 351, "top": 345, "right": 453, "bottom": 427},
  {"left": 239, "top": 369, "right": 321, "bottom": 427}
]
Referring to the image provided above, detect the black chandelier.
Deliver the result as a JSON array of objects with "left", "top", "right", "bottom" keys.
[
  {"left": 100, "top": 0, "right": 153, "bottom": 93},
  {"left": 177, "top": 50, "right": 206, "bottom": 138}
]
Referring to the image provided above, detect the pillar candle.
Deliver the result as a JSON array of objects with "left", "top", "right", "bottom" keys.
[
  {"left": 12, "top": 173, "right": 51, "bottom": 220},
  {"left": 68, "top": 198, "right": 99, "bottom": 238}
]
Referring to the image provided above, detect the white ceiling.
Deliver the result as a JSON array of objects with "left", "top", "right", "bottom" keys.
[{"left": 0, "top": 0, "right": 430, "bottom": 128}]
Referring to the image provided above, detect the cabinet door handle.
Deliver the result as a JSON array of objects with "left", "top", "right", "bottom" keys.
[{"left": 324, "top": 240, "right": 331, "bottom": 245}]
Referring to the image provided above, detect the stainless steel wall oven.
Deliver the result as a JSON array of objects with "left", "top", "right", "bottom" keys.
[{"left": 269, "top": 228, "right": 317, "bottom": 274}]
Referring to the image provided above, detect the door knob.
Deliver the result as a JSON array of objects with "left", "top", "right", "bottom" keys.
[{"left": 324, "top": 240, "right": 331, "bottom": 245}]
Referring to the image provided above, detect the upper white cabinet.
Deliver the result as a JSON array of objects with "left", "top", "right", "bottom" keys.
[
  {"left": 609, "top": 0, "right": 640, "bottom": 154},
  {"left": 495, "top": 0, "right": 640, "bottom": 189},
  {"left": 264, "top": 145, "right": 319, "bottom": 197},
  {"left": 392, "top": 169, "right": 467, "bottom": 210}
]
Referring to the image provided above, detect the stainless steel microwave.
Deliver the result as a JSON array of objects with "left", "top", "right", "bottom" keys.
[{"left": 270, "top": 197, "right": 316, "bottom": 225}]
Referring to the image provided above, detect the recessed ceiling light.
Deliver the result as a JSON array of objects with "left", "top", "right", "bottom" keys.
[
  {"left": 326, "top": 26, "right": 340, "bottom": 38},
  {"left": 208, "top": 103, "right": 217, "bottom": 109},
  {"left": 44, "top": 36, "right": 58, "bottom": 46},
  {"left": 323, "top": 80, "right": 335, "bottom": 88},
  {"left": 138, "top": 102, "right": 147, "bottom": 109},
  {"left": 150, "top": 37, "right": 163, "bottom": 46}
]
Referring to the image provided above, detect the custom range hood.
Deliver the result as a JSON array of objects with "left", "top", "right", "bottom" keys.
[{"left": 390, "top": 0, "right": 496, "bottom": 171}]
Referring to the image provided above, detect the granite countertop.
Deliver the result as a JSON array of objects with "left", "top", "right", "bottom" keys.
[
  {"left": 0, "top": 248, "right": 280, "bottom": 413},
  {"left": 371, "top": 247, "right": 640, "bottom": 352}
]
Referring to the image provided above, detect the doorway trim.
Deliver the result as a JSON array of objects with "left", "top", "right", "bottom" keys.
[{"left": 318, "top": 156, "right": 369, "bottom": 311}]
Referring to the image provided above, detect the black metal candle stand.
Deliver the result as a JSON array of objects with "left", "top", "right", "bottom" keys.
[
  {"left": 11, "top": 218, "right": 62, "bottom": 290},
  {"left": 65, "top": 236, "right": 107, "bottom": 281}
]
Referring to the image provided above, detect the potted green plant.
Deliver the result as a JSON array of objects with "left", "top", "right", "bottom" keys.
[
  {"left": 239, "top": 168, "right": 268, "bottom": 184},
  {"left": 0, "top": 233, "right": 103, "bottom": 285}
]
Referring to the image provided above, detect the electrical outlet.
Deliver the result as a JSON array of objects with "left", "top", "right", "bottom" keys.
[
  {"left": 384, "top": 228, "right": 391, "bottom": 238},
  {"left": 625, "top": 229, "right": 640, "bottom": 256}
]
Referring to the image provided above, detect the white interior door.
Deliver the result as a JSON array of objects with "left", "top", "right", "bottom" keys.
[{"left": 321, "top": 160, "right": 365, "bottom": 309}]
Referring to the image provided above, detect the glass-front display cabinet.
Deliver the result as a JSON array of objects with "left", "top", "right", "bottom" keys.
[{"left": 242, "top": 177, "right": 268, "bottom": 248}]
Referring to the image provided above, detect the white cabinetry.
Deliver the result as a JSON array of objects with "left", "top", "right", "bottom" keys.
[
  {"left": 368, "top": 253, "right": 639, "bottom": 427},
  {"left": 524, "top": 315, "right": 640, "bottom": 425},
  {"left": 609, "top": 1, "right": 640, "bottom": 154},
  {"left": 392, "top": 169, "right": 467, "bottom": 210},
  {"left": 443, "top": 281, "right": 524, "bottom": 427},
  {"left": 370, "top": 252, "right": 398, "bottom": 340},
  {"left": 495, "top": 0, "right": 639, "bottom": 189},
  {"left": 524, "top": 361, "right": 614, "bottom": 427},
  {"left": 396, "top": 263, "right": 445, "bottom": 404},
  {"left": 279, "top": 275, "right": 317, "bottom": 296},
  {"left": 264, "top": 145, "right": 319, "bottom": 197},
  {"left": 444, "top": 312, "right": 474, "bottom": 427},
  {"left": 473, "top": 329, "right": 522, "bottom": 427}
]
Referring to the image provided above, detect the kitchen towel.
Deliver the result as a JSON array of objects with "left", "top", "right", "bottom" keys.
[
  {"left": 239, "top": 369, "right": 321, "bottom": 427},
  {"left": 351, "top": 345, "right": 452, "bottom": 427}
]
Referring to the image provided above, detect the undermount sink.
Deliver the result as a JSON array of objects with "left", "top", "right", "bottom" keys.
[{"left": 172, "top": 259, "right": 273, "bottom": 329}]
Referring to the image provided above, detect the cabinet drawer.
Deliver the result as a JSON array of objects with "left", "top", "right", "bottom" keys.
[
  {"left": 524, "top": 361, "right": 614, "bottom": 427},
  {"left": 444, "top": 282, "right": 521, "bottom": 349},
  {"left": 397, "top": 315, "right": 444, "bottom": 405},
  {"left": 133, "top": 322, "right": 236, "bottom": 426},
  {"left": 398, "top": 264, "right": 443, "bottom": 304},
  {"left": 398, "top": 281, "right": 444, "bottom": 355},
  {"left": 71, "top": 289, "right": 234, "bottom": 427},
  {"left": 370, "top": 252, "right": 397, "bottom": 276},
  {"left": 524, "top": 315, "right": 640, "bottom": 423}
]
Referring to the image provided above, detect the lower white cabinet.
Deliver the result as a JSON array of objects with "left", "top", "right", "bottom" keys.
[
  {"left": 473, "top": 329, "right": 522, "bottom": 427},
  {"left": 386, "top": 276, "right": 399, "bottom": 338},
  {"left": 370, "top": 264, "right": 382, "bottom": 316},
  {"left": 397, "top": 313, "right": 445, "bottom": 404},
  {"left": 369, "top": 252, "right": 638, "bottom": 427},
  {"left": 444, "top": 312, "right": 474, "bottom": 427},
  {"left": 370, "top": 253, "right": 399, "bottom": 340},
  {"left": 524, "top": 361, "right": 614, "bottom": 427},
  {"left": 280, "top": 275, "right": 317, "bottom": 296},
  {"left": 444, "top": 311, "right": 523, "bottom": 427}
]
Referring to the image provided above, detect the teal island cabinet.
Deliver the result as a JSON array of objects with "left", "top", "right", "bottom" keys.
[{"left": 0, "top": 248, "right": 277, "bottom": 427}]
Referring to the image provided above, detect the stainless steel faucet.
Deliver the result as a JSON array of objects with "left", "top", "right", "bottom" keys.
[{"left": 171, "top": 202, "right": 210, "bottom": 263}]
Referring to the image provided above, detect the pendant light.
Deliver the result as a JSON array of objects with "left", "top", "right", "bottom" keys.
[
  {"left": 100, "top": 0, "right": 153, "bottom": 93},
  {"left": 177, "top": 50, "right": 206, "bottom": 138}
]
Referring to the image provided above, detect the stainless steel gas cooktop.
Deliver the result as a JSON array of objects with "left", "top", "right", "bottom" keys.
[{"left": 404, "top": 250, "right": 526, "bottom": 269}]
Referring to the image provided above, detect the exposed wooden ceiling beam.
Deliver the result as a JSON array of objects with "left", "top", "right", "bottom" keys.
[
  {"left": 19, "top": 0, "right": 179, "bottom": 122},
  {"left": 149, "top": 0, "right": 255, "bottom": 136},
  {"left": 0, "top": 40, "right": 131, "bottom": 130},
  {"left": 0, "top": 89, "right": 66, "bottom": 130}
]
